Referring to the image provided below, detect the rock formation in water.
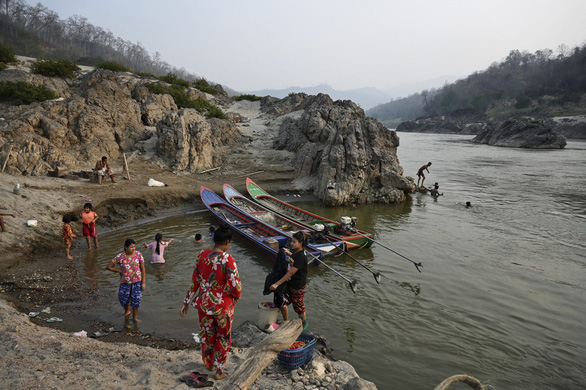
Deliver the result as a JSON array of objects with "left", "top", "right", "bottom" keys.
[
  {"left": 471, "top": 118, "right": 567, "bottom": 149},
  {"left": 264, "top": 93, "right": 413, "bottom": 206},
  {"left": 0, "top": 68, "right": 237, "bottom": 175}
]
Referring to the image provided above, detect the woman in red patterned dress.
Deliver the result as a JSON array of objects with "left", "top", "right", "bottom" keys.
[{"left": 180, "top": 224, "right": 242, "bottom": 380}]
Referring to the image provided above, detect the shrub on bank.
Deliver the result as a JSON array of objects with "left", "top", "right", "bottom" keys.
[
  {"left": 0, "top": 81, "right": 58, "bottom": 104},
  {"left": 0, "top": 62, "right": 7, "bottom": 71},
  {"left": 96, "top": 60, "right": 130, "bottom": 72},
  {"left": 194, "top": 78, "right": 218, "bottom": 95},
  {"left": 147, "top": 82, "right": 226, "bottom": 119},
  {"left": 135, "top": 71, "right": 157, "bottom": 79},
  {"left": 0, "top": 44, "right": 17, "bottom": 64},
  {"left": 158, "top": 73, "right": 190, "bottom": 88},
  {"left": 30, "top": 59, "right": 80, "bottom": 78},
  {"left": 233, "top": 94, "right": 263, "bottom": 102}
]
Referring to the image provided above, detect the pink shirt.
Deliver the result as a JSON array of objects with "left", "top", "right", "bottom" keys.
[
  {"left": 146, "top": 241, "right": 169, "bottom": 263},
  {"left": 111, "top": 251, "right": 144, "bottom": 284}
]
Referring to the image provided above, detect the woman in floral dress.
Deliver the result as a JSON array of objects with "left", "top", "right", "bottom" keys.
[
  {"left": 106, "top": 239, "right": 146, "bottom": 323},
  {"left": 180, "top": 224, "right": 242, "bottom": 380}
]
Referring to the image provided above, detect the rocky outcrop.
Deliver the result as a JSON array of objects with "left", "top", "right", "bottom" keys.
[
  {"left": 156, "top": 109, "right": 239, "bottom": 172},
  {"left": 0, "top": 68, "right": 237, "bottom": 176},
  {"left": 396, "top": 115, "right": 485, "bottom": 134},
  {"left": 471, "top": 118, "right": 567, "bottom": 148},
  {"left": 265, "top": 93, "right": 414, "bottom": 206}
]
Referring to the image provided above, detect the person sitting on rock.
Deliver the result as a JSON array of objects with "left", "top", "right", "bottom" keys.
[{"left": 94, "top": 156, "right": 116, "bottom": 184}]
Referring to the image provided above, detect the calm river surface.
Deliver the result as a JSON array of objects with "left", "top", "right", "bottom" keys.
[{"left": 82, "top": 133, "right": 586, "bottom": 389}]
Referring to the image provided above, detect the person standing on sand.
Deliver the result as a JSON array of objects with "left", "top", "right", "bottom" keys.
[
  {"left": 0, "top": 212, "right": 15, "bottom": 233},
  {"left": 417, "top": 162, "right": 432, "bottom": 188},
  {"left": 180, "top": 224, "right": 241, "bottom": 380},
  {"left": 80, "top": 203, "right": 99, "bottom": 249},
  {"left": 106, "top": 239, "right": 146, "bottom": 324},
  {"left": 144, "top": 233, "right": 174, "bottom": 264},
  {"left": 94, "top": 156, "right": 116, "bottom": 184},
  {"left": 62, "top": 215, "right": 76, "bottom": 260},
  {"left": 270, "top": 231, "right": 308, "bottom": 326}
]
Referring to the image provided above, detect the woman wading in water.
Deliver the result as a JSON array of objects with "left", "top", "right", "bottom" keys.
[{"left": 180, "top": 224, "right": 242, "bottom": 380}]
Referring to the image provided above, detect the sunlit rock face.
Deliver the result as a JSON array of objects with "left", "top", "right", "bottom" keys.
[{"left": 265, "top": 93, "right": 414, "bottom": 205}]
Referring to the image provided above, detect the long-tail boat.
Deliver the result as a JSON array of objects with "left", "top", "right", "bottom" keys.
[
  {"left": 246, "top": 178, "right": 374, "bottom": 249},
  {"left": 223, "top": 183, "right": 345, "bottom": 254},
  {"left": 200, "top": 186, "right": 339, "bottom": 264}
]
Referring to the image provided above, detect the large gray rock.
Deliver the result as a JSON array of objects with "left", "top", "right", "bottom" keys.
[
  {"left": 156, "top": 109, "right": 239, "bottom": 172},
  {"left": 267, "top": 93, "right": 414, "bottom": 206},
  {"left": 472, "top": 118, "right": 567, "bottom": 149}
]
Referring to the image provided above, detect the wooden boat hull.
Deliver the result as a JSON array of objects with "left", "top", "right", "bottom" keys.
[
  {"left": 223, "top": 183, "right": 345, "bottom": 254},
  {"left": 246, "top": 178, "right": 374, "bottom": 249},
  {"left": 200, "top": 186, "right": 325, "bottom": 265}
]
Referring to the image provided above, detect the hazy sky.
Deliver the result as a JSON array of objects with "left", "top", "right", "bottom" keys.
[{"left": 29, "top": 0, "right": 586, "bottom": 92}]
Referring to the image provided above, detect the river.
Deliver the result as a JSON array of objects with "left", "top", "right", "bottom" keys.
[{"left": 82, "top": 133, "right": 586, "bottom": 389}]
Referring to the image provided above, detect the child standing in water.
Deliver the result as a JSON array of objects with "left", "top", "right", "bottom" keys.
[
  {"left": 80, "top": 203, "right": 99, "bottom": 249},
  {"left": 106, "top": 239, "right": 146, "bottom": 323},
  {"left": 62, "top": 215, "right": 76, "bottom": 260},
  {"left": 144, "top": 233, "right": 174, "bottom": 264}
]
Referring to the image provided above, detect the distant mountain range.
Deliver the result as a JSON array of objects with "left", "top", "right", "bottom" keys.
[{"left": 235, "top": 76, "right": 460, "bottom": 110}]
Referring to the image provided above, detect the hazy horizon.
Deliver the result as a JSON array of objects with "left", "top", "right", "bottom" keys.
[{"left": 25, "top": 0, "right": 586, "bottom": 93}]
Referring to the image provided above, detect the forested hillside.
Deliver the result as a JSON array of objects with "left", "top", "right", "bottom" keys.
[
  {"left": 0, "top": 0, "right": 203, "bottom": 81},
  {"left": 368, "top": 44, "right": 586, "bottom": 127}
]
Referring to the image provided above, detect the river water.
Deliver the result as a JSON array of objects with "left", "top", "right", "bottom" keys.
[{"left": 82, "top": 133, "right": 586, "bottom": 389}]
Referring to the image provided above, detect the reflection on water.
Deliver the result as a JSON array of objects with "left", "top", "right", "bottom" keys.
[{"left": 76, "top": 136, "right": 586, "bottom": 389}]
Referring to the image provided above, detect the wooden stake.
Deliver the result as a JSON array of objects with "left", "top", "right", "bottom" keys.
[
  {"left": 1, "top": 145, "right": 13, "bottom": 173},
  {"left": 123, "top": 153, "right": 130, "bottom": 181}
]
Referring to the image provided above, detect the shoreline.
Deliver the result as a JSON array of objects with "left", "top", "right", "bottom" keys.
[{"left": 0, "top": 167, "right": 377, "bottom": 388}]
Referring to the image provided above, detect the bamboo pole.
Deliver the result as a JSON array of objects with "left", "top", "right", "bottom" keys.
[
  {"left": 199, "top": 167, "right": 221, "bottom": 174},
  {"left": 238, "top": 170, "right": 264, "bottom": 178},
  {"left": 217, "top": 319, "right": 303, "bottom": 390},
  {"left": 123, "top": 153, "right": 130, "bottom": 181},
  {"left": 1, "top": 145, "right": 13, "bottom": 173}
]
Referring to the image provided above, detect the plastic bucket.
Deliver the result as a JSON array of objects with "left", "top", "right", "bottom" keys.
[{"left": 258, "top": 301, "right": 279, "bottom": 329}]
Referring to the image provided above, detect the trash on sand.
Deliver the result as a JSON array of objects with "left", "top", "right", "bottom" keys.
[
  {"left": 264, "top": 323, "right": 279, "bottom": 333},
  {"left": 46, "top": 317, "right": 63, "bottom": 323},
  {"left": 90, "top": 331, "right": 108, "bottom": 338},
  {"left": 147, "top": 178, "right": 167, "bottom": 187},
  {"left": 41, "top": 307, "right": 51, "bottom": 314},
  {"left": 73, "top": 330, "right": 87, "bottom": 337},
  {"left": 28, "top": 312, "right": 40, "bottom": 318},
  {"left": 26, "top": 219, "right": 38, "bottom": 227},
  {"left": 192, "top": 333, "right": 200, "bottom": 343}
]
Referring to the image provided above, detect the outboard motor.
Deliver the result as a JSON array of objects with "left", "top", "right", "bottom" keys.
[
  {"left": 350, "top": 216, "right": 358, "bottom": 228},
  {"left": 335, "top": 216, "right": 355, "bottom": 235},
  {"left": 312, "top": 223, "right": 328, "bottom": 243}
]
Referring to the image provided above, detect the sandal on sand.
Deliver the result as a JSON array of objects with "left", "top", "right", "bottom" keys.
[
  {"left": 46, "top": 317, "right": 63, "bottom": 323},
  {"left": 180, "top": 373, "right": 213, "bottom": 388},
  {"left": 28, "top": 312, "right": 40, "bottom": 318}
]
